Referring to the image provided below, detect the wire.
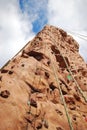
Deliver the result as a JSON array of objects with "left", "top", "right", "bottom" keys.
[{"left": 65, "top": 29, "right": 87, "bottom": 41}]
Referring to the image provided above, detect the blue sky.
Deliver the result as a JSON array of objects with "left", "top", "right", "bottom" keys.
[
  {"left": 19, "top": 0, "right": 48, "bottom": 33},
  {"left": 0, "top": 0, "right": 87, "bottom": 67}
]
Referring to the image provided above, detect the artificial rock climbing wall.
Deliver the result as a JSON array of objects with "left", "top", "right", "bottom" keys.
[{"left": 0, "top": 25, "right": 87, "bottom": 130}]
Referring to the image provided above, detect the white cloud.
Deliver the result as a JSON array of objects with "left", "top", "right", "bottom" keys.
[
  {"left": 0, "top": 0, "right": 35, "bottom": 67},
  {"left": 47, "top": 0, "right": 80, "bottom": 30},
  {"left": 47, "top": 0, "right": 87, "bottom": 62}
]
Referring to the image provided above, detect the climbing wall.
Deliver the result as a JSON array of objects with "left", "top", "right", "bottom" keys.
[{"left": 0, "top": 25, "right": 87, "bottom": 130}]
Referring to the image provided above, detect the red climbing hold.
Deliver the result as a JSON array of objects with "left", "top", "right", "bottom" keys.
[{"left": 85, "top": 117, "right": 87, "bottom": 122}]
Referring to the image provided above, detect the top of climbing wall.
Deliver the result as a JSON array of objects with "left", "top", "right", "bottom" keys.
[{"left": 0, "top": 25, "right": 87, "bottom": 130}]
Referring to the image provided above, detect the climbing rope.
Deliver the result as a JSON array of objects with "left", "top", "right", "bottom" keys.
[
  {"left": 45, "top": 31, "right": 74, "bottom": 130},
  {"left": 51, "top": 60, "right": 74, "bottom": 130},
  {"left": 65, "top": 29, "right": 87, "bottom": 41},
  {"left": 60, "top": 54, "right": 87, "bottom": 102},
  {"left": 49, "top": 29, "right": 87, "bottom": 103},
  {"left": 26, "top": 40, "right": 42, "bottom": 114}
]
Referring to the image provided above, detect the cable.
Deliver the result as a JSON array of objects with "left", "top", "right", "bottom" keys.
[{"left": 64, "top": 29, "right": 87, "bottom": 41}]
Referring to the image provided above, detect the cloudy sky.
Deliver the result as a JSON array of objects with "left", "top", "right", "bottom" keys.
[{"left": 0, "top": 0, "right": 87, "bottom": 67}]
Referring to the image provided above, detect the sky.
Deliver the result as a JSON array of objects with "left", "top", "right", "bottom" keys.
[{"left": 0, "top": 0, "right": 87, "bottom": 67}]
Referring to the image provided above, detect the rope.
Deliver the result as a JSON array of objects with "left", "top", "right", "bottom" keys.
[
  {"left": 66, "top": 30, "right": 87, "bottom": 41},
  {"left": 62, "top": 27, "right": 87, "bottom": 41},
  {"left": 49, "top": 30, "right": 87, "bottom": 103},
  {"left": 26, "top": 41, "right": 41, "bottom": 114},
  {"left": 51, "top": 61, "right": 74, "bottom": 130},
  {"left": 45, "top": 30, "right": 74, "bottom": 130},
  {"left": 60, "top": 54, "right": 87, "bottom": 102},
  {"left": 28, "top": 37, "right": 46, "bottom": 116}
]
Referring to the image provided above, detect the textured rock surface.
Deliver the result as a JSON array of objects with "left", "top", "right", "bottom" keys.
[{"left": 0, "top": 25, "right": 87, "bottom": 130}]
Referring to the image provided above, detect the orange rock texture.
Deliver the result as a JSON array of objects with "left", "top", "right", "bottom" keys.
[{"left": 0, "top": 25, "right": 87, "bottom": 130}]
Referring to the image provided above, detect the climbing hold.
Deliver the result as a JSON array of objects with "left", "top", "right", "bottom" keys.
[
  {"left": 49, "top": 82, "right": 56, "bottom": 91},
  {"left": 47, "top": 60, "right": 51, "bottom": 65},
  {"left": 56, "top": 126, "right": 63, "bottom": 130},
  {"left": 28, "top": 51, "right": 44, "bottom": 61},
  {"left": 85, "top": 117, "right": 87, "bottom": 122},
  {"left": 55, "top": 109, "right": 63, "bottom": 116},
  {"left": 44, "top": 120, "right": 49, "bottom": 129},
  {"left": 45, "top": 72, "right": 50, "bottom": 78},
  {"left": 69, "top": 105, "right": 76, "bottom": 110},
  {"left": 27, "top": 100, "right": 31, "bottom": 106},
  {"left": 35, "top": 120, "right": 42, "bottom": 129},
  {"left": 0, "top": 90, "right": 10, "bottom": 98},
  {"left": 8, "top": 70, "right": 13, "bottom": 74},
  {"left": 73, "top": 93, "right": 81, "bottom": 101},
  {"left": 21, "top": 64, "right": 25, "bottom": 67},
  {"left": 30, "top": 98, "right": 37, "bottom": 108},
  {"left": 64, "top": 95, "right": 75, "bottom": 104},
  {"left": 67, "top": 75, "right": 72, "bottom": 80},
  {"left": 1, "top": 69, "right": 8, "bottom": 73},
  {"left": 72, "top": 115, "right": 76, "bottom": 121}
]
